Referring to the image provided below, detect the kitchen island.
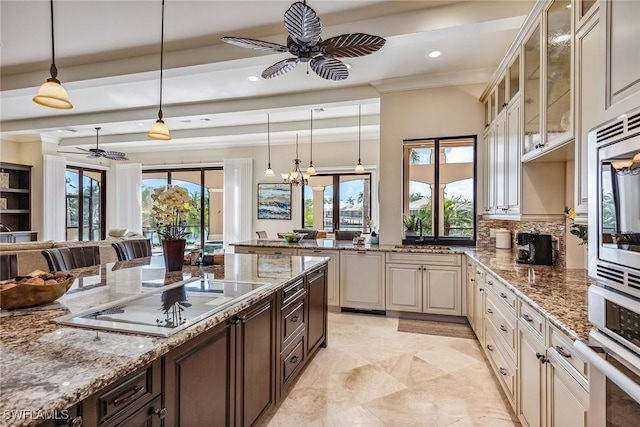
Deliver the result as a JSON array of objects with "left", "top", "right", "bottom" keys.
[{"left": 0, "top": 253, "right": 329, "bottom": 427}]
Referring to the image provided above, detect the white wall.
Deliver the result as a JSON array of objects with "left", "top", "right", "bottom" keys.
[{"left": 379, "top": 84, "right": 485, "bottom": 244}]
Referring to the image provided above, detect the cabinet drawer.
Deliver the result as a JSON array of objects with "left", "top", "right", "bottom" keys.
[
  {"left": 282, "top": 298, "right": 305, "bottom": 347},
  {"left": 92, "top": 359, "right": 161, "bottom": 425},
  {"left": 485, "top": 274, "right": 516, "bottom": 313},
  {"left": 235, "top": 247, "right": 296, "bottom": 255},
  {"left": 484, "top": 323, "right": 516, "bottom": 407},
  {"left": 549, "top": 324, "right": 589, "bottom": 382},
  {"left": 519, "top": 300, "right": 546, "bottom": 341},
  {"left": 281, "top": 279, "right": 305, "bottom": 306},
  {"left": 387, "top": 252, "right": 461, "bottom": 266},
  {"left": 281, "top": 335, "right": 305, "bottom": 386},
  {"left": 485, "top": 293, "right": 516, "bottom": 360}
]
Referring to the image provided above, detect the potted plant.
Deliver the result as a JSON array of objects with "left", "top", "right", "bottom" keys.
[
  {"left": 367, "top": 219, "right": 379, "bottom": 244},
  {"left": 151, "top": 185, "right": 195, "bottom": 271},
  {"left": 403, "top": 214, "right": 420, "bottom": 236}
]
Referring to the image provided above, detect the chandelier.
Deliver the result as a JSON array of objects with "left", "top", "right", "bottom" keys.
[{"left": 281, "top": 134, "right": 309, "bottom": 186}]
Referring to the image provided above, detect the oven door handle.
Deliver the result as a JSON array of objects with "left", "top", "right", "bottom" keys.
[{"left": 574, "top": 331, "right": 640, "bottom": 404}]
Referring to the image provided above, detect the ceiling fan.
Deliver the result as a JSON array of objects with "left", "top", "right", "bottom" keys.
[
  {"left": 221, "top": 0, "right": 386, "bottom": 81},
  {"left": 58, "top": 127, "right": 128, "bottom": 161}
]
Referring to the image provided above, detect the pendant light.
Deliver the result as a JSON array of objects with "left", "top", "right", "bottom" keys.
[
  {"left": 148, "top": 0, "right": 171, "bottom": 140},
  {"left": 33, "top": 0, "right": 73, "bottom": 109},
  {"left": 354, "top": 105, "right": 365, "bottom": 174},
  {"left": 307, "top": 109, "right": 317, "bottom": 175},
  {"left": 265, "top": 114, "right": 275, "bottom": 177}
]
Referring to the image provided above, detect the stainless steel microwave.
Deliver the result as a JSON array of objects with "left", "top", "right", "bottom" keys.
[{"left": 588, "top": 109, "right": 640, "bottom": 298}]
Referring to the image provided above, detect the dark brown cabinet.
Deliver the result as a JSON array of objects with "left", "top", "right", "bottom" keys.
[
  {"left": 0, "top": 162, "right": 32, "bottom": 234},
  {"left": 306, "top": 268, "right": 327, "bottom": 354},
  {"left": 164, "top": 320, "right": 234, "bottom": 427}
]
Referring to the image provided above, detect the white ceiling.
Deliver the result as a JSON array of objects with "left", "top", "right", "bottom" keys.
[{"left": 0, "top": 0, "right": 534, "bottom": 152}]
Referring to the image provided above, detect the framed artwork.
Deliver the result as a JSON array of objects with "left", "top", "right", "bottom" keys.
[{"left": 257, "top": 183, "right": 291, "bottom": 220}]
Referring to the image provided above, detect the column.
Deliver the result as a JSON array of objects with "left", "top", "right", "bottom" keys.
[{"left": 312, "top": 186, "right": 325, "bottom": 230}]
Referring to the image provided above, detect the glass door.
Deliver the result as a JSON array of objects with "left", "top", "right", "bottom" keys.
[
  {"left": 523, "top": 23, "right": 541, "bottom": 156},
  {"left": 65, "top": 167, "right": 105, "bottom": 241}
]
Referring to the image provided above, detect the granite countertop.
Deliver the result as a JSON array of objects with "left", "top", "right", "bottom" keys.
[
  {"left": 234, "top": 240, "right": 592, "bottom": 341},
  {"left": 0, "top": 254, "right": 328, "bottom": 427},
  {"left": 464, "top": 248, "right": 591, "bottom": 341}
]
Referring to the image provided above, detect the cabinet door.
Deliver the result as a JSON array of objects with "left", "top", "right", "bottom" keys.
[
  {"left": 523, "top": 22, "right": 542, "bottom": 157},
  {"left": 299, "top": 249, "right": 339, "bottom": 306},
  {"left": 164, "top": 321, "right": 234, "bottom": 427},
  {"left": 235, "top": 297, "right": 276, "bottom": 427},
  {"left": 546, "top": 352, "right": 589, "bottom": 427},
  {"left": 422, "top": 266, "right": 461, "bottom": 315},
  {"left": 340, "top": 251, "right": 385, "bottom": 310},
  {"left": 495, "top": 114, "right": 507, "bottom": 212},
  {"left": 306, "top": 267, "right": 327, "bottom": 354},
  {"left": 484, "top": 128, "right": 497, "bottom": 214},
  {"left": 466, "top": 270, "right": 475, "bottom": 327},
  {"left": 506, "top": 99, "right": 521, "bottom": 213},
  {"left": 603, "top": 0, "right": 640, "bottom": 118},
  {"left": 473, "top": 281, "right": 486, "bottom": 346},
  {"left": 386, "top": 263, "right": 422, "bottom": 312},
  {"left": 518, "top": 323, "right": 547, "bottom": 427}
]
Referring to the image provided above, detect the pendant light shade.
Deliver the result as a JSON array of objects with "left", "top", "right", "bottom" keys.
[
  {"left": 307, "top": 109, "right": 317, "bottom": 176},
  {"left": 265, "top": 114, "right": 275, "bottom": 177},
  {"left": 148, "top": 0, "right": 171, "bottom": 140},
  {"left": 354, "top": 105, "right": 365, "bottom": 174},
  {"left": 33, "top": 0, "right": 73, "bottom": 109}
]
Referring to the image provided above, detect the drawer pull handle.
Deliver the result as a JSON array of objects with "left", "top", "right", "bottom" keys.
[
  {"left": 499, "top": 292, "right": 508, "bottom": 299},
  {"left": 479, "top": 288, "right": 484, "bottom": 292},
  {"left": 290, "top": 355, "right": 299, "bottom": 364},
  {"left": 291, "top": 315, "right": 299, "bottom": 323},
  {"left": 155, "top": 408, "right": 167, "bottom": 420},
  {"left": 536, "top": 352, "right": 549, "bottom": 364},
  {"left": 470, "top": 278, "right": 475, "bottom": 282},
  {"left": 113, "top": 385, "right": 145, "bottom": 406},
  {"left": 556, "top": 346, "right": 572, "bottom": 358},
  {"left": 357, "top": 251, "right": 367, "bottom": 254},
  {"left": 488, "top": 281, "right": 494, "bottom": 286},
  {"left": 487, "top": 308, "right": 493, "bottom": 314},
  {"left": 486, "top": 344, "right": 494, "bottom": 351},
  {"left": 499, "top": 325, "right": 507, "bottom": 332},
  {"left": 70, "top": 417, "right": 83, "bottom": 427},
  {"left": 274, "top": 251, "right": 283, "bottom": 254},
  {"left": 522, "top": 314, "right": 533, "bottom": 322},
  {"left": 499, "top": 367, "right": 508, "bottom": 376},
  {"left": 248, "top": 250, "right": 255, "bottom": 254},
  {"left": 314, "top": 250, "right": 322, "bottom": 253}
]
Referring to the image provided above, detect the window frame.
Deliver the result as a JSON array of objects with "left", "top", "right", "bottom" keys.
[
  {"left": 402, "top": 135, "right": 477, "bottom": 246},
  {"left": 65, "top": 166, "right": 106, "bottom": 241}
]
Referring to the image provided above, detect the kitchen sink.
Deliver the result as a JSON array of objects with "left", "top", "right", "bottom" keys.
[{"left": 394, "top": 245, "right": 451, "bottom": 251}]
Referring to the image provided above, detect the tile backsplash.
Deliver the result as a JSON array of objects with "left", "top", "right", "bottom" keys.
[{"left": 477, "top": 217, "right": 566, "bottom": 267}]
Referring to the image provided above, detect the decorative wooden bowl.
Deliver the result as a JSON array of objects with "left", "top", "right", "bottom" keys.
[
  {"left": 282, "top": 233, "right": 306, "bottom": 243},
  {"left": 0, "top": 273, "right": 76, "bottom": 310}
]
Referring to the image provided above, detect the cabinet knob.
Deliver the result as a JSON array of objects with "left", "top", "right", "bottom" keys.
[
  {"left": 155, "top": 407, "right": 167, "bottom": 420},
  {"left": 470, "top": 278, "right": 475, "bottom": 282},
  {"left": 499, "top": 324, "right": 508, "bottom": 332},
  {"left": 486, "top": 308, "right": 493, "bottom": 314},
  {"left": 486, "top": 344, "right": 494, "bottom": 352},
  {"left": 522, "top": 314, "right": 533, "bottom": 322},
  {"left": 499, "top": 367, "right": 508, "bottom": 376},
  {"left": 500, "top": 292, "right": 508, "bottom": 299},
  {"left": 502, "top": 103, "right": 508, "bottom": 108},
  {"left": 485, "top": 124, "right": 490, "bottom": 128},
  {"left": 536, "top": 352, "right": 549, "bottom": 364}
]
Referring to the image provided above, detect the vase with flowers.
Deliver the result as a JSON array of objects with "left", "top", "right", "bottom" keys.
[
  {"left": 151, "top": 185, "right": 194, "bottom": 271},
  {"left": 367, "top": 218, "right": 379, "bottom": 244},
  {"left": 565, "top": 206, "right": 588, "bottom": 245}
]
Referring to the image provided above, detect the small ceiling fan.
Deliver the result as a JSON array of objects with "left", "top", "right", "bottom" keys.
[
  {"left": 221, "top": 0, "right": 386, "bottom": 81},
  {"left": 58, "top": 127, "right": 128, "bottom": 161}
]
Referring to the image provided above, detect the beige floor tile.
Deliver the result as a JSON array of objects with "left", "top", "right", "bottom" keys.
[
  {"left": 306, "top": 405, "right": 385, "bottom": 427},
  {"left": 332, "top": 363, "right": 408, "bottom": 404}
]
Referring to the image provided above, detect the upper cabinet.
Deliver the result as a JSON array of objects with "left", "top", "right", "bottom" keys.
[
  {"left": 523, "top": 22, "right": 542, "bottom": 157},
  {"left": 601, "top": 0, "right": 640, "bottom": 122}
]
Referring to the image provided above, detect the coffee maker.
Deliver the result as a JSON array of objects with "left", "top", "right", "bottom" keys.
[{"left": 516, "top": 232, "right": 556, "bottom": 265}]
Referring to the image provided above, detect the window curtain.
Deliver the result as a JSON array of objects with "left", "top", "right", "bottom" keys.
[
  {"left": 42, "top": 155, "right": 67, "bottom": 241},
  {"left": 223, "top": 158, "right": 253, "bottom": 251},
  {"left": 114, "top": 163, "right": 142, "bottom": 233}
]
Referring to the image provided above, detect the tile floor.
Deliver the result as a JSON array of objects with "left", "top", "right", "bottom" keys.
[{"left": 264, "top": 312, "right": 520, "bottom": 427}]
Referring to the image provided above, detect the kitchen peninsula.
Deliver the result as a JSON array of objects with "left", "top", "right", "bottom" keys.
[{"left": 0, "top": 253, "right": 329, "bottom": 427}]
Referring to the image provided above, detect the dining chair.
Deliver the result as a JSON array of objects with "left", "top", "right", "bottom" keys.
[
  {"left": 0, "top": 253, "right": 18, "bottom": 280},
  {"left": 42, "top": 246, "right": 101, "bottom": 272},
  {"left": 293, "top": 229, "right": 318, "bottom": 239},
  {"left": 112, "top": 239, "right": 152, "bottom": 261},
  {"left": 256, "top": 231, "right": 268, "bottom": 239},
  {"left": 334, "top": 230, "right": 361, "bottom": 241}
]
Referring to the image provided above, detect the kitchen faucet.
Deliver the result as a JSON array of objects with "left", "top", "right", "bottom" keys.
[{"left": 416, "top": 218, "right": 424, "bottom": 242}]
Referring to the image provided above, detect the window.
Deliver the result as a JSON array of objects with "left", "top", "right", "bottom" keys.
[
  {"left": 65, "top": 166, "right": 105, "bottom": 241},
  {"left": 302, "top": 173, "right": 372, "bottom": 232},
  {"left": 403, "top": 136, "right": 476, "bottom": 245},
  {"left": 142, "top": 167, "right": 223, "bottom": 253}
]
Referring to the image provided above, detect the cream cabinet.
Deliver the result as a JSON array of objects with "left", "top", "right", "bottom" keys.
[
  {"left": 483, "top": 126, "right": 497, "bottom": 215},
  {"left": 386, "top": 253, "right": 462, "bottom": 316},
  {"left": 546, "top": 348, "right": 589, "bottom": 427},
  {"left": 298, "top": 249, "right": 340, "bottom": 307},
  {"left": 340, "top": 250, "right": 385, "bottom": 311},
  {"left": 518, "top": 311, "right": 547, "bottom": 427},
  {"left": 234, "top": 246, "right": 297, "bottom": 255},
  {"left": 601, "top": 0, "right": 640, "bottom": 122},
  {"left": 465, "top": 260, "right": 476, "bottom": 327}
]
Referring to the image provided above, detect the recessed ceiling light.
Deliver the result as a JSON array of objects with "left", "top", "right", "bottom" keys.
[
  {"left": 138, "top": 123, "right": 144, "bottom": 126},
  {"left": 428, "top": 50, "right": 441, "bottom": 58},
  {"left": 248, "top": 75, "right": 259, "bottom": 82},
  {"left": 565, "top": 4, "right": 572, "bottom": 8}
]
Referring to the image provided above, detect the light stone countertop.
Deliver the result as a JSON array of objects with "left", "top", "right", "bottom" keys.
[{"left": 0, "top": 254, "right": 329, "bottom": 427}]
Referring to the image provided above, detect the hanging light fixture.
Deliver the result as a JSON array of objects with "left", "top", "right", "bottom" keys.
[
  {"left": 148, "top": 0, "right": 171, "bottom": 140},
  {"left": 307, "top": 109, "right": 317, "bottom": 175},
  {"left": 265, "top": 114, "right": 275, "bottom": 177},
  {"left": 33, "top": 0, "right": 73, "bottom": 109},
  {"left": 281, "top": 134, "right": 309, "bottom": 186},
  {"left": 354, "top": 105, "right": 365, "bottom": 174}
]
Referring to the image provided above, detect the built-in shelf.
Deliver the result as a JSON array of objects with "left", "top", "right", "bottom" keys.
[{"left": 0, "top": 162, "right": 32, "bottom": 232}]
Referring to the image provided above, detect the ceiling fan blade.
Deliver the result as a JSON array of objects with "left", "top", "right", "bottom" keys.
[
  {"left": 261, "top": 58, "right": 299, "bottom": 79},
  {"left": 57, "top": 150, "right": 83, "bottom": 154},
  {"left": 284, "top": 2, "right": 321, "bottom": 46},
  {"left": 319, "top": 33, "right": 386, "bottom": 58},
  {"left": 221, "top": 37, "right": 288, "bottom": 52},
  {"left": 310, "top": 57, "right": 348, "bottom": 81},
  {"left": 102, "top": 151, "right": 129, "bottom": 161}
]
